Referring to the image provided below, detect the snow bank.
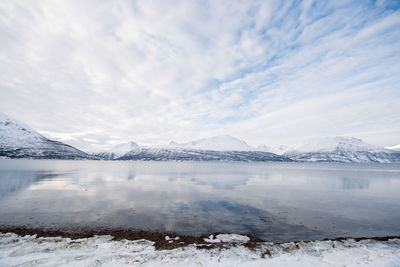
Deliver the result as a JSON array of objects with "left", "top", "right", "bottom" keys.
[{"left": 0, "top": 233, "right": 399, "bottom": 266}]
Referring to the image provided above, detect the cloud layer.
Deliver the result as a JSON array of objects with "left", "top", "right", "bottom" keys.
[{"left": 1, "top": 0, "right": 399, "bottom": 151}]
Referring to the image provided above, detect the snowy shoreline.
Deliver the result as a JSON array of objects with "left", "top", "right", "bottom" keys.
[
  {"left": 1, "top": 226, "right": 400, "bottom": 249},
  {"left": 1, "top": 232, "right": 400, "bottom": 266}
]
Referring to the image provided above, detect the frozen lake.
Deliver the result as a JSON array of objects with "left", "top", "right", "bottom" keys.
[{"left": 0, "top": 159, "right": 399, "bottom": 242}]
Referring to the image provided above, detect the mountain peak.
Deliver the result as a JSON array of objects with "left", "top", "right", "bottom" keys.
[
  {"left": 257, "top": 144, "right": 288, "bottom": 155},
  {"left": 0, "top": 112, "right": 94, "bottom": 159},
  {"left": 385, "top": 144, "right": 400, "bottom": 151},
  {"left": 168, "top": 141, "right": 180, "bottom": 147},
  {"left": 286, "top": 136, "right": 385, "bottom": 153},
  {"left": 0, "top": 112, "right": 45, "bottom": 148},
  {"left": 170, "top": 135, "right": 255, "bottom": 151},
  {"left": 129, "top": 141, "right": 139, "bottom": 147},
  {"left": 0, "top": 112, "right": 37, "bottom": 136},
  {"left": 108, "top": 141, "right": 139, "bottom": 154}
]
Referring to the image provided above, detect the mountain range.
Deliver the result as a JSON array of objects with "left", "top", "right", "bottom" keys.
[
  {"left": 1, "top": 112, "right": 399, "bottom": 163},
  {"left": 282, "top": 137, "right": 400, "bottom": 163}
]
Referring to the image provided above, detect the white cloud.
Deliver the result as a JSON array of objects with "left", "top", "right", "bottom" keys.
[{"left": 0, "top": 0, "right": 399, "bottom": 151}]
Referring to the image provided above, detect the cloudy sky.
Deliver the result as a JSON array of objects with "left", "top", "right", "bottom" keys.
[{"left": 1, "top": 0, "right": 399, "bottom": 151}]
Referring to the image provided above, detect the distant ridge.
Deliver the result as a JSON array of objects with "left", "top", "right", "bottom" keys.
[
  {"left": 167, "top": 135, "right": 256, "bottom": 151},
  {"left": 107, "top": 136, "right": 400, "bottom": 163},
  {"left": 283, "top": 137, "right": 400, "bottom": 163},
  {"left": 1, "top": 112, "right": 399, "bottom": 162},
  {"left": 118, "top": 147, "right": 291, "bottom": 162}
]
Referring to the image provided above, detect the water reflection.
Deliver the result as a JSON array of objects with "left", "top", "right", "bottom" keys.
[
  {"left": 340, "top": 176, "right": 370, "bottom": 190},
  {"left": 0, "top": 160, "right": 399, "bottom": 242},
  {"left": 127, "top": 171, "right": 136, "bottom": 180},
  {"left": 0, "top": 170, "right": 63, "bottom": 199}
]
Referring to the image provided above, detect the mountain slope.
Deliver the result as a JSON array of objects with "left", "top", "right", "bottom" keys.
[
  {"left": 95, "top": 141, "right": 139, "bottom": 160},
  {"left": 284, "top": 137, "right": 400, "bottom": 163},
  {"left": 386, "top": 144, "right": 400, "bottom": 151},
  {"left": 0, "top": 113, "right": 97, "bottom": 159},
  {"left": 118, "top": 147, "right": 291, "bottom": 162},
  {"left": 2, "top": 113, "right": 398, "bottom": 163},
  {"left": 257, "top": 144, "right": 289, "bottom": 155},
  {"left": 116, "top": 135, "right": 290, "bottom": 162},
  {"left": 168, "top": 135, "right": 256, "bottom": 151}
]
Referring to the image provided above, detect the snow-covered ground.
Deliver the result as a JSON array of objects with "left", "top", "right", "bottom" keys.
[{"left": 1, "top": 233, "right": 399, "bottom": 266}]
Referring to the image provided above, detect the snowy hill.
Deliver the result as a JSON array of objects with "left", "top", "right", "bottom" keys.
[
  {"left": 0, "top": 113, "right": 97, "bottom": 159},
  {"left": 110, "top": 141, "right": 139, "bottom": 154},
  {"left": 1, "top": 113, "right": 399, "bottom": 163},
  {"left": 113, "top": 135, "right": 291, "bottom": 162},
  {"left": 284, "top": 137, "right": 400, "bottom": 163},
  {"left": 386, "top": 144, "right": 400, "bottom": 151},
  {"left": 285, "top": 137, "right": 385, "bottom": 153},
  {"left": 256, "top": 144, "right": 289, "bottom": 155},
  {"left": 118, "top": 147, "right": 291, "bottom": 162},
  {"left": 91, "top": 136, "right": 400, "bottom": 163},
  {"left": 167, "top": 135, "right": 256, "bottom": 151},
  {"left": 95, "top": 141, "right": 139, "bottom": 160},
  {"left": 113, "top": 136, "right": 290, "bottom": 162}
]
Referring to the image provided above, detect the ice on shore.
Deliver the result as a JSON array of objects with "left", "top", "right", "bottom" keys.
[
  {"left": 204, "top": 234, "right": 250, "bottom": 243},
  {"left": 1, "top": 232, "right": 400, "bottom": 266}
]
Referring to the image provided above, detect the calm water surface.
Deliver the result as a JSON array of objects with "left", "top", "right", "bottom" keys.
[{"left": 0, "top": 159, "right": 400, "bottom": 242}]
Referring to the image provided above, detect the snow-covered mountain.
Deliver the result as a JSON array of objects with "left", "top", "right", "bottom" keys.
[
  {"left": 1, "top": 113, "right": 399, "bottom": 163},
  {"left": 285, "top": 137, "right": 384, "bottom": 153},
  {"left": 283, "top": 137, "right": 400, "bottom": 163},
  {"left": 0, "top": 112, "right": 97, "bottom": 159},
  {"left": 386, "top": 144, "right": 400, "bottom": 151},
  {"left": 167, "top": 135, "right": 256, "bottom": 151},
  {"left": 94, "top": 136, "right": 400, "bottom": 163},
  {"left": 95, "top": 141, "right": 139, "bottom": 160},
  {"left": 256, "top": 144, "right": 289, "bottom": 155},
  {"left": 118, "top": 147, "right": 291, "bottom": 162},
  {"left": 112, "top": 135, "right": 291, "bottom": 162}
]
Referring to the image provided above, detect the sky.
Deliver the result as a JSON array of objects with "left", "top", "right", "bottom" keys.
[{"left": 0, "top": 0, "right": 400, "bottom": 152}]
